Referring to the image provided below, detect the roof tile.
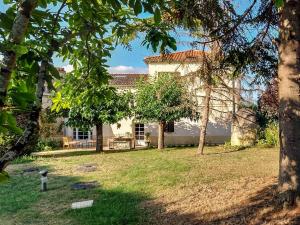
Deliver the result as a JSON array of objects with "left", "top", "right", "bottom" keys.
[
  {"left": 144, "top": 50, "right": 205, "bottom": 64},
  {"left": 110, "top": 74, "right": 148, "bottom": 87}
]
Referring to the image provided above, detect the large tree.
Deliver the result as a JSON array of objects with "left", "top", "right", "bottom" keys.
[
  {"left": 171, "top": 0, "right": 300, "bottom": 206},
  {"left": 135, "top": 73, "right": 193, "bottom": 149},
  {"left": 276, "top": 0, "right": 300, "bottom": 206},
  {"left": 0, "top": 0, "right": 176, "bottom": 172},
  {"left": 53, "top": 80, "right": 131, "bottom": 152}
]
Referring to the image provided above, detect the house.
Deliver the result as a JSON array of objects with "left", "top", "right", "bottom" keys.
[{"left": 45, "top": 50, "right": 234, "bottom": 147}]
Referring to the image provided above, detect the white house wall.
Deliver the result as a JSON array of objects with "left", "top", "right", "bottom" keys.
[
  {"left": 148, "top": 62, "right": 200, "bottom": 77},
  {"left": 145, "top": 119, "right": 231, "bottom": 146},
  {"left": 146, "top": 61, "right": 232, "bottom": 145},
  {"left": 44, "top": 58, "right": 234, "bottom": 146}
]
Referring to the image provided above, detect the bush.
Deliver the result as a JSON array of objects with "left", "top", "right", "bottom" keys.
[
  {"left": 257, "top": 122, "right": 279, "bottom": 147},
  {"left": 0, "top": 133, "right": 16, "bottom": 158},
  {"left": 223, "top": 141, "right": 246, "bottom": 151},
  {"left": 35, "top": 139, "right": 62, "bottom": 152}
]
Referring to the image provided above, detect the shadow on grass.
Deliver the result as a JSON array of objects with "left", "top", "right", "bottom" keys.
[
  {"left": 0, "top": 165, "right": 154, "bottom": 225},
  {"left": 33, "top": 148, "right": 155, "bottom": 159},
  {"left": 33, "top": 149, "right": 100, "bottom": 158},
  {"left": 205, "top": 146, "right": 248, "bottom": 155},
  {"left": 2, "top": 162, "right": 300, "bottom": 225},
  {"left": 142, "top": 184, "right": 300, "bottom": 225}
]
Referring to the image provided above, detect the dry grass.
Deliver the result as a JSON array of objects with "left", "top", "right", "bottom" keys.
[{"left": 1, "top": 146, "right": 300, "bottom": 225}]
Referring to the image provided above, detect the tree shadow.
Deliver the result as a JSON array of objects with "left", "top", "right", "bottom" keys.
[
  {"left": 33, "top": 149, "right": 100, "bottom": 158},
  {"left": 141, "top": 183, "right": 300, "bottom": 225},
  {"left": 204, "top": 146, "right": 248, "bottom": 155},
  {"left": 0, "top": 164, "right": 154, "bottom": 225},
  {"left": 33, "top": 148, "right": 154, "bottom": 158},
  {"left": 2, "top": 162, "right": 300, "bottom": 224}
]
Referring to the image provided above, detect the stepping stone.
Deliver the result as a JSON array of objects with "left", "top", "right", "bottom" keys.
[
  {"left": 76, "top": 164, "right": 97, "bottom": 173},
  {"left": 22, "top": 167, "right": 39, "bottom": 173},
  {"left": 71, "top": 200, "right": 94, "bottom": 209},
  {"left": 71, "top": 181, "right": 99, "bottom": 190}
]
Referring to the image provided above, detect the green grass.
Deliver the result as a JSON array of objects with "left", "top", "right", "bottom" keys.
[{"left": 0, "top": 146, "right": 279, "bottom": 225}]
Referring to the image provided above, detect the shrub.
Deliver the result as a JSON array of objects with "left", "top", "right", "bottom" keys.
[
  {"left": 35, "top": 139, "right": 62, "bottom": 152},
  {"left": 223, "top": 141, "right": 246, "bottom": 151},
  {"left": 257, "top": 122, "right": 279, "bottom": 147},
  {"left": 0, "top": 133, "right": 15, "bottom": 158}
]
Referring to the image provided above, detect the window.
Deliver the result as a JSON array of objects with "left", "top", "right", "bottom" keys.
[
  {"left": 165, "top": 121, "right": 175, "bottom": 133},
  {"left": 135, "top": 124, "right": 144, "bottom": 140},
  {"left": 73, "top": 128, "right": 91, "bottom": 140}
]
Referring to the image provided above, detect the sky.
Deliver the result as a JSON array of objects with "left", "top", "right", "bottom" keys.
[
  {"left": 1, "top": 1, "right": 254, "bottom": 74},
  {"left": 58, "top": 30, "right": 196, "bottom": 73}
]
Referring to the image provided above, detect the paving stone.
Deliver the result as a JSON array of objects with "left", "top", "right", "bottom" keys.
[
  {"left": 76, "top": 164, "right": 97, "bottom": 172},
  {"left": 22, "top": 167, "right": 39, "bottom": 173},
  {"left": 71, "top": 181, "right": 99, "bottom": 190},
  {"left": 71, "top": 200, "right": 94, "bottom": 209}
]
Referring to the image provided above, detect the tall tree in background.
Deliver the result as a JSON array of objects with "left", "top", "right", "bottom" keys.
[
  {"left": 135, "top": 73, "right": 193, "bottom": 149},
  {"left": 196, "top": 42, "right": 225, "bottom": 155},
  {"left": 258, "top": 79, "right": 278, "bottom": 121}
]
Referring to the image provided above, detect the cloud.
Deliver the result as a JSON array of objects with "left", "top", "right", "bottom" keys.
[
  {"left": 63, "top": 64, "right": 74, "bottom": 73},
  {"left": 108, "top": 65, "right": 148, "bottom": 74},
  {"left": 61, "top": 64, "right": 148, "bottom": 74}
]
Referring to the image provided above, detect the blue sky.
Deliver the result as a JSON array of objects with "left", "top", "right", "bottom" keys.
[{"left": 1, "top": 1, "right": 254, "bottom": 73}]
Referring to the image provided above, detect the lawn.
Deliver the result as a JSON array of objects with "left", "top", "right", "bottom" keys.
[{"left": 1, "top": 146, "right": 296, "bottom": 225}]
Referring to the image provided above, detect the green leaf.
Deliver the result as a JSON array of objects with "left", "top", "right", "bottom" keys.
[
  {"left": 48, "top": 64, "right": 61, "bottom": 79},
  {"left": 0, "top": 111, "right": 7, "bottom": 126},
  {"left": 6, "top": 113, "right": 22, "bottom": 134},
  {"left": 3, "top": 0, "right": 12, "bottom": 4},
  {"left": 0, "top": 12, "right": 14, "bottom": 30},
  {"left": 0, "top": 171, "right": 9, "bottom": 183},
  {"left": 154, "top": 8, "right": 161, "bottom": 24},
  {"left": 129, "top": 0, "right": 135, "bottom": 8},
  {"left": 274, "top": 0, "right": 284, "bottom": 8},
  {"left": 142, "top": 2, "right": 154, "bottom": 13},
  {"left": 12, "top": 45, "right": 28, "bottom": 56},
  {"left": 134, "top": 0, "right": 143, "bottom": 15}
]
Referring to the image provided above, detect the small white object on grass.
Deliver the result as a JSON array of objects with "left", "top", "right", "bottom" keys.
[{"left": 71, "top": 200, "right": 94, "bottom": 209}]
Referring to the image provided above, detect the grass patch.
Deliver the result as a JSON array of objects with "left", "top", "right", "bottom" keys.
[
  {"left": 0, "top": 146, "right": 280, "bottom": 225},
  {"left": 12, "top": 155, "right": 38, "bottom": 164}
]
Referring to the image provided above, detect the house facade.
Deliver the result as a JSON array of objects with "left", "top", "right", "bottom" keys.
[
  {"left": 45, "top": 50, "right": 234, "bottom": 147},
  {"left": 142, "top": 50, "right": 233, "bottom": 146}
]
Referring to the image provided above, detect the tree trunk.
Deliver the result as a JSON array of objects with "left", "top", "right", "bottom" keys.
[
  {"left": 278, "top": 0, "right": 300, "bottom": 206},
  {"left": 0, "top": 0, "right": 37, "bottom": 106},
  {"left": 231, "top": 77, "right": 242, "bottom": 146},
  {"left": 197, "top": 83, "right": 212, "bottom": 155},
  {"left": 158, "top": 121, "right": 165, "bottom": 150},
  {"left": 0, "top": 107, "right": 40, "bottom": 172},
  {"left": 0, "top": 60, "right": 47, "bottom": 172},
  {"left": 95, "top": 122, "right": 103, "bottom": 152}
]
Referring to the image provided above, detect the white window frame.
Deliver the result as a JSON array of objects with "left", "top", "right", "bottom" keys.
[
  {"left": 135, "top": 124, "right": 144, "bottom": 140},
  {"left": 73, "top": 128, "right": 92, "bottom": 140}
]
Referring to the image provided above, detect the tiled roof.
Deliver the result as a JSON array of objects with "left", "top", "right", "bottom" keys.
[
  {"left": 110, "top": 74, "right": 148, "bottom": 87},
  {"left": 144, "top": 50, "right": 206, "bottom": 64},
  {"left": 57, "top": 67, "right": 66, "bottom": 73}
]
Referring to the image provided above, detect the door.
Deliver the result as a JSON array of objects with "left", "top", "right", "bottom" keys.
[{"left": 135, "top": 123, "right": 145, "bottom": 146}]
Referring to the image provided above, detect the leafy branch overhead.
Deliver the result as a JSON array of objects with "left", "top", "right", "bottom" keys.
[{"left": 0, "top": 0, "right": 177, "bottom": 135}]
